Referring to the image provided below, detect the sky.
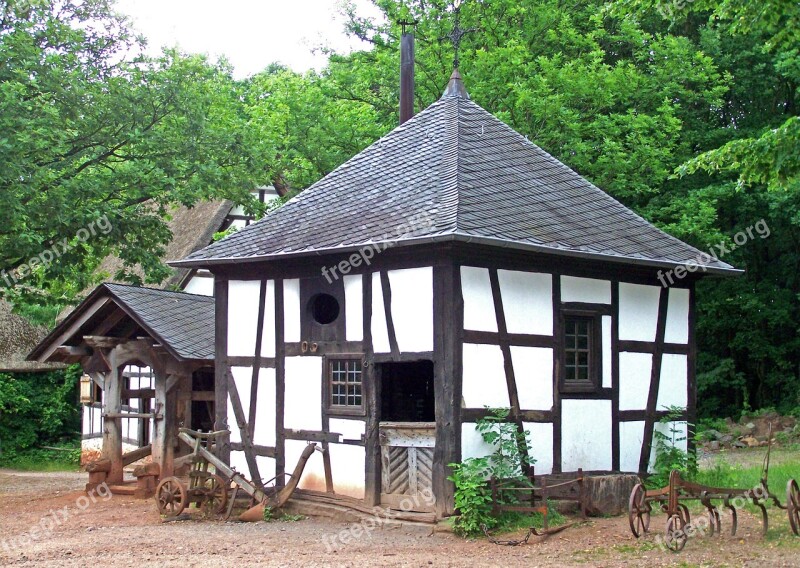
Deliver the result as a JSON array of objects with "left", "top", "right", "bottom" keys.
[{"left": 114, "top": 0, "right": 383, "bottom": 78}]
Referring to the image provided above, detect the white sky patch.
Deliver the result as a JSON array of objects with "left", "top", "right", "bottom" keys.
[{"left": 114, "top": 0, "right": 384, "bottom": 78}]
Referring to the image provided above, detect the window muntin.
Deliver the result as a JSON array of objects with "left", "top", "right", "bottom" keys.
[
  {"left": 562, "top": 314, "right": 600, "bottom": 393},
  {"left": 329, "top": 358, "right": 363, "bottom": 410}
]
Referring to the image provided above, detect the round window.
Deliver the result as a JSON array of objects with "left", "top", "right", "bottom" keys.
[{"left": 309, "top": 293, "right": 340, "bottom": 325}]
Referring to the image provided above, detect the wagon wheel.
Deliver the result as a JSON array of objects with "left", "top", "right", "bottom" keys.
[
  {"left": 628, "top": 483, "right": 651, "bottom": 538},
  {"left": 665, "top": 513, "right": 688, "bottom": 552},
  {"left": 200, "top": 474, "right": 228, "bottom": 516},
  {"left": 155, "top": 476, "right": 188, "bottom": 517},
  {"left": 787, "top": 479, "right": 800, "bottom": 536}
]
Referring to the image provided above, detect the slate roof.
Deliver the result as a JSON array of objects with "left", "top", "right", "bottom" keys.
[
  {"left": 173, "top": 72, "right": 738, "bottom": 275},
  {"left": 29, "top": 284, "right": 215, "bottom": 363},
  {"left": 103, "top": 284, "right": 215, "bottom": 361}
]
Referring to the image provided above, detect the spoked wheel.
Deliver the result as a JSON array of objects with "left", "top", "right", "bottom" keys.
[
  {"left": 201, "top": 474, "right": 229, "bottom": 516},
  {"left": 665, "top": 512, "right": 688, "bottom": 552},
  {"left": 155, "top": 476, "right": 188, "bottom": 517},
  {"left": 628, "top": 483, "right": 651, "bottom": 538},
  {"left": 787, "top": 479, "right": 800, "bottom": 536}
]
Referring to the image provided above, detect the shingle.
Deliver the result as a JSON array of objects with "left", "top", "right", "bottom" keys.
[
  {"left": 104, "top": 284, "right": 214, "bottom": 361},
  {"left": 173, "top": 82, "right": 737, "bottom": 274}
]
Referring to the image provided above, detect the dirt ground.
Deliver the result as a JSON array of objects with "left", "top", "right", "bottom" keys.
[{"left": 1, "top": 469, "right": 799, "bottom": 567}]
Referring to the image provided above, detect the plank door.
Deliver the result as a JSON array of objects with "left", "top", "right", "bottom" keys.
[{"left": 379, "top": 423, "right": 436, "bottom": 511}]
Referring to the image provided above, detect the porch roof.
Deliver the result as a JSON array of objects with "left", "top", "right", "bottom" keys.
[{"left": 28, "top": 284, "right": 215, "bottom": 364}]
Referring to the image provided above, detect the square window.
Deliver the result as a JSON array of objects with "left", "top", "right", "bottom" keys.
[{"left": 328, "top": 358, "right": 364, "bottom": 414}]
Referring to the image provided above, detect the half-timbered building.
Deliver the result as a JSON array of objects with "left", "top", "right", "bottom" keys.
[{"left": 168, "top": 71, "right": 740, "bottom": 518}]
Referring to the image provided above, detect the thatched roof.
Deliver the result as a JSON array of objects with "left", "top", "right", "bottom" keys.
[
  {"left": 0, "top": 200, "right": 233, "bottom": 372},
  {"left": 0, "top": 300, "right": 65, "bottom": 372},
  {"left": 96, "top": 200, "right": 233, "bottom": 289}
]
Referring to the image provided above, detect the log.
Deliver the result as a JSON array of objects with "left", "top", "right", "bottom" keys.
[
  {"left": 85, "top": 459, "right": 112, "bottom": 473},
  {"left": 122, "top": 444, "right": 152, "bottom": 467}
]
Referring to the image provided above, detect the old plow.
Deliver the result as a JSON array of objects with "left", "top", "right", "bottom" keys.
[
  {"left": 629, "top": 436, "right": 799, "bottom": 551},
  {"left": 154, "top": 428, "right": 316, "bottom": 521}
]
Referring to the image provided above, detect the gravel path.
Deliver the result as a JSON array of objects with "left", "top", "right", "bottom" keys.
[{"left": 1, "top": 469, "right": 799, "bottom": 567}]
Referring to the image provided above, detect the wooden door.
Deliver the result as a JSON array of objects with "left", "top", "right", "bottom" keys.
[{"left": 379, "top": 423, "right": 436, "bottom": 511}]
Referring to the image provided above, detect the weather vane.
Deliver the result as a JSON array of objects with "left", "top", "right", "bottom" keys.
[{"left": 443, "top": 0, "right": 476, "bottom": 69}]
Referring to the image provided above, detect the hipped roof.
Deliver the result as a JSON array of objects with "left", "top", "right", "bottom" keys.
[{"left": 173, "top": 72, "right": 738, "bottom": 276}]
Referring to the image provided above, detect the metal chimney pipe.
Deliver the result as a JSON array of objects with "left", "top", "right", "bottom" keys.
[{"left": 400, "top": 31, "right": 415, "bottom": 125}]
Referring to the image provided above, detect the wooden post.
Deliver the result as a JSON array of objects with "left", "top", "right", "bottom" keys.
[
  {"left": 101, "top": 349, "right": 124, "bottom": 484},
  {"left": 152, "top": 372, "right": 168, "bottom": 477}
]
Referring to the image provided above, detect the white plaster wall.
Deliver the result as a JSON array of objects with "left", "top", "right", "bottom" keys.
[
  {"left": 284, "top": 279, "right": 301, "bottom": 343},
  {"left": 284, "top": 356, "right": 322, "bottom": 431},
  {"left": 81, "top": 437, "right": 102, "bottom": 453},
  {"left": 329, "top": 418, "right": 365, "bottom": 443},
  {"left": 602, "top": 316, "right": 612, "bottom": 388},
  {"left": 619, "top": 283, "right": 661, "bottom": 342},
  {"left": 254, "top": 367, "right": 277, "bottom": 447},
  {"left": 461, "top": 267, "right": 497, "bottom": 332},
  {"left": 497, "top": 270, "right": 553, "bottom": 335},
  {"left": 619, "top": 421, "right": 645, "bottom": 473},
  {"left": 388, "top": 267, "right": 433, "bottom": 352},
  {"left": 256, "top": 456, "right": 276, "bottom": 485},
  {"left": 371, "top": 273, "right": 391, "bottom": 353},
  {"left": 561, "top": 276, "right": 611, "bottom": 304},
  {"left": 230, "top": 450, "right": 249, "bottom": 478},
  {"left": 285, "top": 439, "right": 327, "bottom": 493},
  {"left": 462, "top": 343, "right": 509, "bottom": 408},
  {"left": 664, "top": 288, "right": 690, "bottom": 344},
  {"left": 344, "top": 275, "right": 363, "bottom": 342},
  {"left": 260, "top": 281, "right": 276, "bottom": 358},
  {"left": 461, "top": 423, "right": 495, "bottom": 461},
  {"left": 561, "top": 400, "right": 612, "bottom": 472},
  {"left": 619, "top": 352, "right": 652, "bottom": 411},
  {"left": 511, "top": 346, "right": 553, "bottom": 411},
  {"left": 657, "top": 354, "right": 688, "bottom": 410},
  {"left": 649, "top": 421, "right": 688, "bottom": 471},
  {"left": 227, "top": 366, "right": 253, "bottom": 444},
  {"left": 228, "top": 280, "right": 261, "bottom": 357},
  {"left": 328, "top": 443, "right": 366, "bottom": 499},
  {"left": 524, "top": 422, "right": 554, "bottom": 474},
  {"left": 183, "top": 275, "right": 214, "bottom": 296}
]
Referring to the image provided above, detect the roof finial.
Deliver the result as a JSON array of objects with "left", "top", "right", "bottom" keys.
[{"left": 444, "top": 0, "right": 475, "bottom": 71}]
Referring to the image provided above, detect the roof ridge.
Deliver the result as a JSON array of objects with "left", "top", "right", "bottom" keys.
[{"left": 103, "top": 282, "right": 213, "bottom": 301}]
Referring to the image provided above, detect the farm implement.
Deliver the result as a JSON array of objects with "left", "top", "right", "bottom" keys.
[
  {"left": 154, "top": 428, "right": 316, "bottom": 521},
  {"left": 628, "top": 435, "right": 799, "bottom": 551}
]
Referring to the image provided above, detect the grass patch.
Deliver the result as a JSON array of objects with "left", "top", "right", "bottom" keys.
[
  {"left": 490, "top": 500, "right": 567, "bottom": 534},
  {"left": 0, "top": 446, "right": 81, "bottom": 472},
  {"left": 696, "top": 459, "right": 798, "bottom": 493}
]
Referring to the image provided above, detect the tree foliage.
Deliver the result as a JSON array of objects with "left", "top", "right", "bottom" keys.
[{"left": 1, "top": 0, "right": 798, "bottom": 416}]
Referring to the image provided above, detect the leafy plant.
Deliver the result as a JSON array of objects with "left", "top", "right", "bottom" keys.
[
  {"left": 647, "top": 406, "right": 697, "bottom": 489},
  {"left": 448, "top": 408, "right": 534, "bottom": 536}
]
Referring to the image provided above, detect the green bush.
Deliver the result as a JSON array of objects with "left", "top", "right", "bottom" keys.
[
  {"left": 0, "top": 366, "right": 81, "bottom": 461},
  {"left": 647, "top": 406, "right": 697, "bottom": 489},
  {"left": 448, "top": 408, "right": 535, "bottom": 537}
]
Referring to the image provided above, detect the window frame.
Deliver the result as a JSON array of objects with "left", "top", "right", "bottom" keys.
[
  {"left": 324, "top": 355, "right": 366, "bottom": 417},
  {"left": 559, "top": 309, "right": 603, "bottom": 394}
]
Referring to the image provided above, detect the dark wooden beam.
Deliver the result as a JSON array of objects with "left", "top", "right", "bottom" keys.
[
  {"left": 638, "top": 286, "right": 670, "bottom": 474},
  {"left": 275, "top": 280, "right": 286, "bottom": 488},
  {"left": 489, "top": 268, "right": 529, "bottom": 467},
  {"left": 214, "top": 277, "right": 230, "bottom": 464},
  {"left": 379, "top": 270, "right": 400, "bottom": 360},
  {"left": 249, "top": 279, "right": 268, "bottom": 437},
  {"left": 285, "top": 429, "right": 341, "bottom": 443},
  {"left": 363, "top": 271, "right": 380, "bottom": 507},
  {"left": 432, "top": 262, "right": 462, "bottom": 517},
  {"left": 227, "top": 369, "right": 262, "bottom": 486},
  {"left": 611, "top": 281, "right": 621, "bottom": 472},
  {"left": 462, "top": 330, "right": 555, "bottom": 348},
  {"left": 552, "top": 274, "right": 563, "bottom": 473}
]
